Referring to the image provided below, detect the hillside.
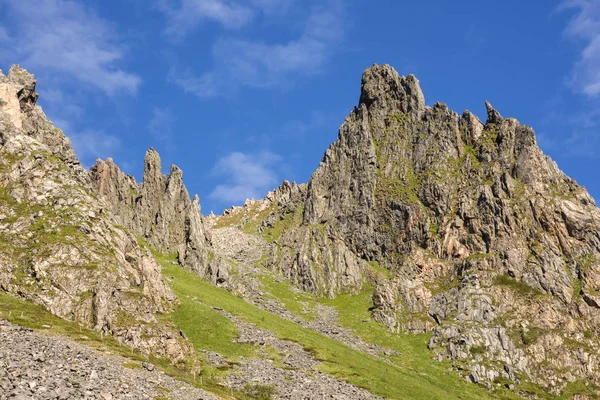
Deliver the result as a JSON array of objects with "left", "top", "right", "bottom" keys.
[{"left": 1, "top": 64, "right": 599, "bottom": 399}]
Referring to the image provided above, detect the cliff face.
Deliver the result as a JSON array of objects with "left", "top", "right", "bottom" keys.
[
  {"left": 0, "top": 66, "right": 191, "bottom": 364},
  {"left": 89, "top": 151, "right": 230, "bottom": 285},
  {"left": 243, "top": 64, "right": 600, "bottom": 391}
]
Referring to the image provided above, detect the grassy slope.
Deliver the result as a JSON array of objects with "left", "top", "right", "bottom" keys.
[
  {"left": 159, "top": 255, "right": 521, "bottom": 400},
  {"left": 1, "top": 249, "right": 589, "bottom": 399},
  {"left": 0, "top": 291, "right": 234, "bottom": 398},
  {"left": 251, "top": 271, "right": 597, "bottom": 400}
]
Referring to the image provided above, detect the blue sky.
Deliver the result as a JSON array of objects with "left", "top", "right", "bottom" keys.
[{"left": 0, "top": 0, "right": 599, "bottom": 214}]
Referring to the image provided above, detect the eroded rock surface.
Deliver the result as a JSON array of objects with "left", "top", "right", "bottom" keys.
[
  {"left": 89, "top": 152, "right": 230, "bottom": 285},
  {"left": 213, "top": 64, "right": 600, "bottom": 393},
  {"left": 0, "top": 66, "right": 191, "bottom": 363}
]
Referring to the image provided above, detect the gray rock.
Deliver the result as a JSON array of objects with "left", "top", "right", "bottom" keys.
[
  {"left": 0, "top": 65, "right": 192, "bottom": 364},
  {"left": 142, "top": 362, "right": 154, "bottom": 371}
]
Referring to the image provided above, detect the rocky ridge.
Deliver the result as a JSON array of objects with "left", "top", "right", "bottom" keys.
[
  {"left": 89, "top": 151, "right": 230, "bottom": 285},
  {"left": 0, "top": 66, "right": 192, "bottom": 364},
  {"left": 214, "top": 64, "right": 600, "bottom": 393}
]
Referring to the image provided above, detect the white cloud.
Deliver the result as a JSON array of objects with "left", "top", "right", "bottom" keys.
[
  {"left": 561, "top": 0, "right": 600, "bottom": 96},
  {"left": 157, "top": 0, "right": 295, "bottom": 38},
  {"left": 148, "top": 107, "right": 176, "bottom": 153},
  {"left": 209, "top": 151, "right": 282, "bottom": 205},
  {"left": 0, "top": 0, "right": 141, "bottom": 96},
  {"left": 69, "top": 130, "right": 121, "bottom": 167},
  {"left": 0, "top": 27, "right": 10, "bottom": 43},
  {"left": 167, "top": 69, "right": 218, "bottom": 98},
  {"left": 157, "top": 0, "right": 254, "bottom": 38},
  {"left": 169, "top": 1, "right": 344, "bottom": 97}
]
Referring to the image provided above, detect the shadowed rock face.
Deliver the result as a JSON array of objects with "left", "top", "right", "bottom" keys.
[
  {"left": 0, "top": 66, "right": 192, "bottom": 364},
  {"left": 255, "top": 64, "right": 600, "bottom": 391}
]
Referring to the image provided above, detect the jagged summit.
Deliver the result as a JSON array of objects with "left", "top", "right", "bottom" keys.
[
  {"left": 0, "top": 64, "right": 192, "bottom": 363},
  {"left": 90, "top": 147, "right": 231, "bottom": 285},
  {"left": 359, "top": 64, "right": 426, "bottom": 114},
  {"left": 484, "top": 100, "right": 503, "bottom": 124},
  {"left": 229, "top": 63, "right": 600, "bottom": 392}
]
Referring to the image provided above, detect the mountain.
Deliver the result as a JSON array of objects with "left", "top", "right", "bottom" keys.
[
  {"left": 210, "top": 64, "right": 600, "bottom": 395},
  {"left": 1, "top": 63, "right": 600, "bottom": 399},
  {"left": 0, "top": 66, "right": 194, "bottom": 364}
]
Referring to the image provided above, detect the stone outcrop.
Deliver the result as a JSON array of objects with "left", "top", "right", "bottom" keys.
[
  {"left": 221, "top": 64, "right": 600, "bottom": 393},
  {"left": 0, "top": 66, "right": 192, "bottom": 364},
  {"left": 89, "top": 150, "right": 229, "bottom": 285}
]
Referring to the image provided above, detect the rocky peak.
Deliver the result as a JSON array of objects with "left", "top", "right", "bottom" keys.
[
  {"left": 484, "top": 100, "right": 503, "bottom": 124},
  {"left": 143, "top": 147, "right": 165, "bottom": 185},
  {"left": 7, "top": 65, "right": 39, "bottom": 112},
  {"left": 459, "top": 110, "right": 484, "bottom": 144},
  {"left": 90, "top": 148, "right": 229, "bottom": 285},
  {"left": 0, "top": 73, "right": 192, "bottom": 363},
  {"left": 359, "top": 64, "right": 425, "bottom": 116},
  {"left": 266, "top": 64, "right": 600, "bottom": 390}
]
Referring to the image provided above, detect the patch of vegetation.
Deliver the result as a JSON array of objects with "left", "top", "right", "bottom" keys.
[
  {"left": 470, "top": 345, "right": 486, "bottom": 356},
  {"left": 392, "top": 112, "right": 409, "bottom": 125},
  {"left": 520, "top": 326, "right": 544, "bottom": 346},
  {"left": 494, "top": 275, "right": 544, "bottom": 297},
  {"left": 155, "top": 253, "right": 254, "bottom": 359},
  {"left": 428, "top": 220, "right": 439, "bottom": 236},
  {"left": 466, "top": 253, "right": 495, "bottom": 262},
  {"left": 122, "top": 361, "right": 140, "bottom": 369},
  {"left": 480, "top": 125, "right": 499, "bottom": 153},
  {"left": 159, "top": 259, "right": 512, "bottom": 399},
  {"left": 367, "top": 260, "right": 394, "bottom": 280},
  {"left": 376, "top": 170, "right": 421, "bottom": 205},
  {"left": 261, "top": 205, "right": 303, "bottom": 244},
  {"left": 0, "top": 152, "right": 24, "bottom": 173},
  {"left": 258, "top": 275, "right": 319, "bottom": 321},
  {"left": 463, "top": 145, "right": 481, "bottom": 169},
  {"left": 577, "top": 253, "right": 598, "bottom": 275},
  {"left": 242, "top": 383, "right": 276, "bottom": 400}
]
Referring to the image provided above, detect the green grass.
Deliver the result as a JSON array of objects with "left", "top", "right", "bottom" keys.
[
  {"left": 367, "top": 260, "right": 394, "bottom": 280},
  {"left": 258, "top": 275, "right": 319, "bottom": 321},
  {"left": 160, "top": 259, "right": 518, "bottom": 399},
  {"left": 168, "top": 286, "right": 255, "bottom": 359},
  {"left": 0, "top": 291, "right": 245, "bottom": 399},
  {"left": 261, "top": 207, "right": 302, "bottom": 244},
  {"left": 493, "top": 275, "right": 544, "bottom": 297}
]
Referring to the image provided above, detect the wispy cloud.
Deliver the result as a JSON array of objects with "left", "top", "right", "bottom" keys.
[
  {"left": 560, "top": 0, "right": 600, "bottom": 96},
  {"left": 0, "top": 27, "right": 10, "bottom": 43},
  {"left": 69, "top": 130, "right": 121, "bottom": 168},
  {"left": 282, "top": 110, "right": 333, "bottom": 139},
  {"left": 209, "top": 151, "right": 282, "bottom": 205},
  {"left": 0, "top": 0, "right": 141, "bottom": 95},
  {"left": 157, "top": 0, "right": 254, "bottom": 38},
  {"left": 157, "top": 0, "right": 295, "bottom": 39},
  {"left": 166, "top": 0, "right": 345, "bottom": 97},
  {"left": 148, "top": 107, "right": 176, "bottom": 153}
]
